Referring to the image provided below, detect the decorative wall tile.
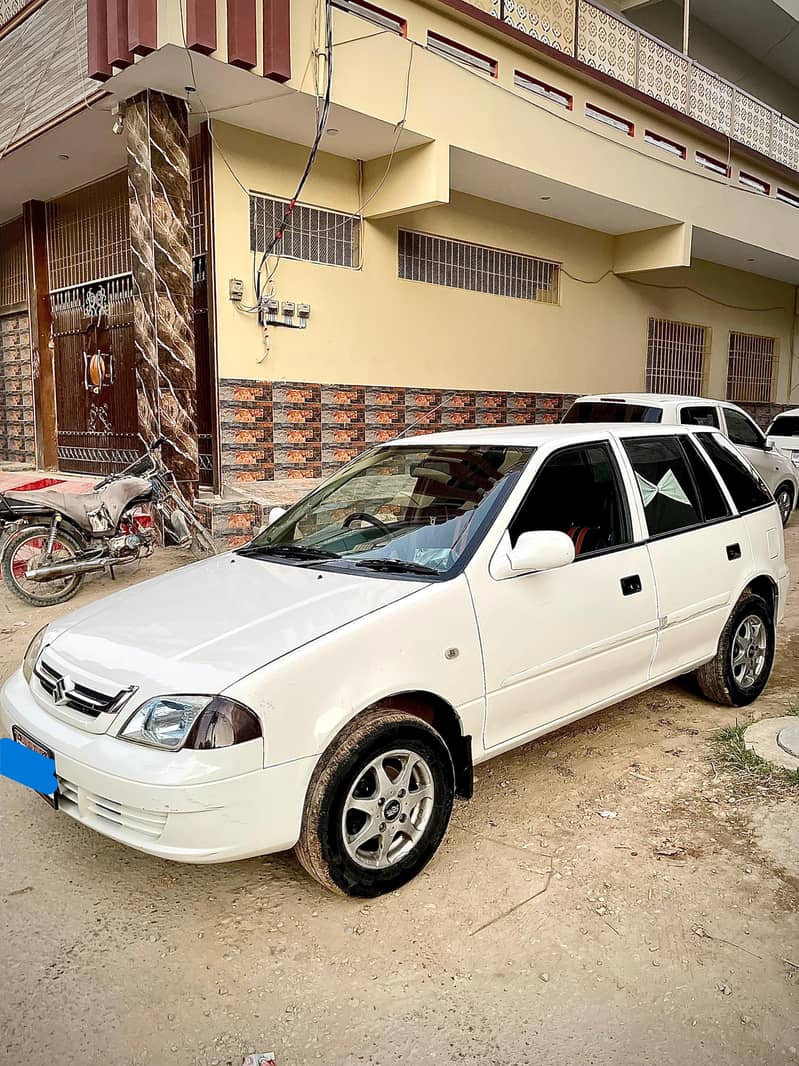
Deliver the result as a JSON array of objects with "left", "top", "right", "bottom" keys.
[
  {"left": 577, "top": 2, "right": 637, "bottom": 87},
  {"left": 689, "top": 65, "right": 732, "bottom": 135},
  {"left": 503, "top": 0, "right": 575, "bottom": 56},
  {"left": 127, "top": 89, "right": 199, "bottom": 496},
  {"left": 733, "top": 91, "right": 773, "bottom": 156},
  {"left": 637, "top": 35, "right": 688, "bottom": 112},
  {"left": 220, "top": 379, "right": 581, "bottom": 486},
  {"left": 0, "top": 311, "right": 34, "bottom": 463}
]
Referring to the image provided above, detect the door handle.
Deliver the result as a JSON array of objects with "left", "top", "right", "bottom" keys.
[
  {"left": 726, "top": 543, "right": 742, "bottom": 561},
  {"left": 621, "top": 575, "right": 642, "bottom": 596}
]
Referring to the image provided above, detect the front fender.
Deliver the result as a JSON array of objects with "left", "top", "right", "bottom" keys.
[{"left": 225, "top": 573, "right": 486, "bottom": 769}]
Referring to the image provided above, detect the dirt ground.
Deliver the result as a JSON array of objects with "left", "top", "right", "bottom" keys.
[{"left": 0, "top": 538, "right": 797, "bottom": 1066}]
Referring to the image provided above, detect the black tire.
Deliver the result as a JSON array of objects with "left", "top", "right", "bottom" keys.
[
  {"left": 1, "top": 524, "right": 85, "bottom": 607},
  {"left": 295, "top": 709, "right": 455, "bottom": 897},
  {"left": 694, "top": 593, "right": 775, "bottom": 707},
  {"left": 774, "top": 483, "right": 794, "bottom": 528}
]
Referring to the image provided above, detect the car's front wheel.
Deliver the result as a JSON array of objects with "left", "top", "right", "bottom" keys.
[
  {"left": 295, "top": 709, "right": 455, "bottom": 896},
  {"left": 694, "top": 592, "right": 775, "bottom": 706},
  {"left": 774, "top": 483, "right": 794, "bottom": 527}
]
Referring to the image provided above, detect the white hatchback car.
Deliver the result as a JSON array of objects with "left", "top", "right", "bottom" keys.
[
  {"left": 1, "top": 425, "right": 789, "bottom": 896},
  {"left": 564, "top": 394, "right": 799, "bottom": 526},
  {"left": 767, "top": 409, "right": 799, "bottom": 463}
]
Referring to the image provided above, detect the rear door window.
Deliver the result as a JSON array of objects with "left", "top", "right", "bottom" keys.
[
  {"left": 724, "top": 408, "right": 766, "bottom": 449},
  {"left": 680, "top": 406, "right": 719, "bottom": 428},
  {"left": 563, "top": 401, "right": 663, "bottom": 424},
  {"left": 622, "top": 437, "right": 703, "bottom": 536},
  {"left": 696, "top": 433, "right": 772, "bottom": 513}
]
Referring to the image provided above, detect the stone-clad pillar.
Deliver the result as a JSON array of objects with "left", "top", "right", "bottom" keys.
[{"left": 126, "top": 90, "right": 199, "bottom": 498}]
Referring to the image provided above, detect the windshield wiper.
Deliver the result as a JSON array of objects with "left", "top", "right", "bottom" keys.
[
  {"left": 238, "top": 543, "right": 338, "bottom": 561},
  {"left": 353, "top": 558, "right": 439, "bottom": 576}
]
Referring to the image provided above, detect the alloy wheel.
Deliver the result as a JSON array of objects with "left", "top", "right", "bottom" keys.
[
  {"left": 731, "top": 613, "right": 768, "bottom": 690},
  {"left": 341, "top": 749, "right": 435, "bottom": 869}
]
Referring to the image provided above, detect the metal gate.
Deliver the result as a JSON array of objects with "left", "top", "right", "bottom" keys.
[{"left": 51, "top": 275, "right": 140, "bottom": 475}]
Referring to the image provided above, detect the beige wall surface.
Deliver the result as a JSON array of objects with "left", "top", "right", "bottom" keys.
[{"left": 211, "top": 122, "right": 796, "bottom": 401}]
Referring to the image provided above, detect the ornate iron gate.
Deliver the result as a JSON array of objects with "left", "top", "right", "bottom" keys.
[{"left": 51, "top": 275, "right": 140, "bottom": 474}]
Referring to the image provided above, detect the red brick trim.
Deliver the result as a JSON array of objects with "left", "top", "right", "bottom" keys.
[
  {"left": 227, "top": 0, "right": 257, "bottom": 69},
  {"left": 187, "top": 0, "right": 217, "bottom": 54},
  {"left": 127, "top": 0, "right": 157, "bottom": 55},
  {"left": 263, "top": 0, "right": 291, "bottom": 83},
  {"left": 87, "top": 0, "right": 113, "bottom": 80},
  {"left": 107, "top": 0, "right": 133, "bottom": 67}
]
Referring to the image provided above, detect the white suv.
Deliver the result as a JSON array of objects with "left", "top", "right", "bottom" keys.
[
  {"left": 1, "top": 425, "right": 789, "bottom": 896},
  {"left": 564, "top": 394, "right": 799, "bottom": 526}
]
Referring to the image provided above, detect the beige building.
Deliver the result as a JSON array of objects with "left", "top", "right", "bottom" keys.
[{"left": 1, "top": 0, "right": 798, "bottom": 540}]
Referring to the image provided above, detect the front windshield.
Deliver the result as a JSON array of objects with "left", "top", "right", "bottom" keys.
[{"left": 245, "top": 443, "right": 533, "bottom": 576}]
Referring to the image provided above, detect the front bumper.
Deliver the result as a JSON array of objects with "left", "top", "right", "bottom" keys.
[{"left": 0, "top": 669, "right": 317, "bottom": 863}]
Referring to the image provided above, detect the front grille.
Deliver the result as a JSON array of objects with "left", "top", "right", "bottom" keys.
[
  {"left": 35, "top": 658, "right": 127, "bottom": 718},
  {"left": 58, "top": 778, "right": 168, "bottom": 840}
]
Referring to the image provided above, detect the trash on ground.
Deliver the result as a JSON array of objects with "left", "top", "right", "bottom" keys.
[{"left": 597, "top": 810, "right": 618, "bottom": 819}]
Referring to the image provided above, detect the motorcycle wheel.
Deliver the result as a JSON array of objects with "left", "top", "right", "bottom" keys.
[{"left": 1, "top": 524, "right": 85, "bottom": 607}]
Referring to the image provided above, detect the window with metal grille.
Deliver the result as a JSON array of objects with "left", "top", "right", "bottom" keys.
[
  {"left": 45, "top": 171, "right": 131, "bottom": 290},
  {"left": 249, "top": 194, "right": 360, "bottom": 268},
  {"left": 645, "top": 318, "right": 709, "bottom": 395},
  {"left": 398, "top": 230, "right": 559, "bottom": 303},
  {"left": 726, "top": 332, "right": 776, "bottom": 404}
]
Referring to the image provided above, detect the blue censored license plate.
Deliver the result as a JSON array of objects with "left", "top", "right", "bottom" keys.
[{"left": 11, "top": 726, "right": 58, "bottom": 809}]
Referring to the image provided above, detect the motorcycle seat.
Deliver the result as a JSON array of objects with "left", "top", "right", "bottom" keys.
[{"left": 3, "top": 477, "right": 152, "bottom": 533}]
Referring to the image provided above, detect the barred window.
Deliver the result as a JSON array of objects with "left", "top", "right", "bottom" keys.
[
  {"left": 249, "top": 194, "right": 360, "bottom": 268},
  {"left": 646, "top": 318, "right": 709, "bottom": 395},
  {"left": 726, "top": 332, "right": 777, "bottom": 404},
  {"left": 397, "top": 230, "right": 560, "bottom": 304}
]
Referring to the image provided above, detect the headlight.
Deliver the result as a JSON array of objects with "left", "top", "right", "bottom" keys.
[
  {"left": 120, "top": 695, "right": 261, "bottom": 751},
  {"left": 22, "top": 626, "right": 48, "bottom": 684}
]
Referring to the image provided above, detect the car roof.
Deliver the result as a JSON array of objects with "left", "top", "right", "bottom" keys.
[
  {"left": 769, "top": 408, "right": 799, "bottom": 419},
  {"left": 573, "top": 392, "right": 715, "bottom": 406},
  {"left": 384, "top": 423, "right": 715, "bottom": 448}
]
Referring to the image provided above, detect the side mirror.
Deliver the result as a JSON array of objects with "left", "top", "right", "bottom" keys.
[
  {"left": 268, "top": 506, "right": 288, "bottom": 527},
  {"left": 765, "top": 438, "right": 775, "bottom": 451},
  {"left": 494, "top": 530, "right": 575, "bottom": 579}
]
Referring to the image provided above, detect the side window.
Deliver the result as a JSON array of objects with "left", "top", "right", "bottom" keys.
[
  {"left": 509, "top": 443, "right": 631, "bottom": 557},
  {"left": 724, "top": 408, "right": 765, "bottom": 449},
  {"left": 681, "top": 436, "right": 731, "bottom": 521},
  {"left": 680, "top": 406, "right": 719, "bottom": 428},
  {"left": 696, "top": 433, "right": 773, "bottom": 513},
  {"left": 623, "top": 437, "right": 703, "bottom": 536}
]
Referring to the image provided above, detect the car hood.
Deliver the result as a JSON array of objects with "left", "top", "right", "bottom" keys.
[{"left": 45, "top": 552, "right": 427, "bottom": 697}]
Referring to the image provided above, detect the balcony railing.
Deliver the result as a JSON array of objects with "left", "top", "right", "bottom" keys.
[{"left": 490, "top": 0, "right": 799, "bottom": 174}]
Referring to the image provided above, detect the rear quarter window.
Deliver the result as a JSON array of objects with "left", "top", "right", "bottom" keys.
[
  {"left": 769, "top": 416, "right": 799, "bottom": 438},
  {"left": 680, "top": 406, "right": 719, "bottom": 428},
  {"left": 696, "top": 433, "right": 773, "bottom": 513}
]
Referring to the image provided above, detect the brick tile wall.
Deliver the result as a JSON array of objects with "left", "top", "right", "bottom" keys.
[{"left": 220, "top": 377, "right": 580, "bottom": 487}]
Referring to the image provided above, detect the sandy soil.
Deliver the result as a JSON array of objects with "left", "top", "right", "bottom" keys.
[{"left": 0, "top": 537, "right": 797, "bottom": 1066}]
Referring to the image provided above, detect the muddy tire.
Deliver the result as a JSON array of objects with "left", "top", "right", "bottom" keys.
[
  {"left": 295, "top": 709, "right": 455, "bottom": 897},
  {"left": 1, "top": 524, "right": 85, "bottom": 607},
  {"left": 694, "top": 593, "right": 775, "bottom": 707}
]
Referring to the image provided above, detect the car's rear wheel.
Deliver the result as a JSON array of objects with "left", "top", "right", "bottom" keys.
[
  {"left": 694, "top": 592, "right": 775, "bottom": 706},
  {"left": 1, "top": 524, "right": 85, "bottom": 607},
  {"left": 295, "top": 709, "right": 455, "bottom": 896},
  {"left": 775, "top": 482, "right": 794, "bottom": 527}
]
